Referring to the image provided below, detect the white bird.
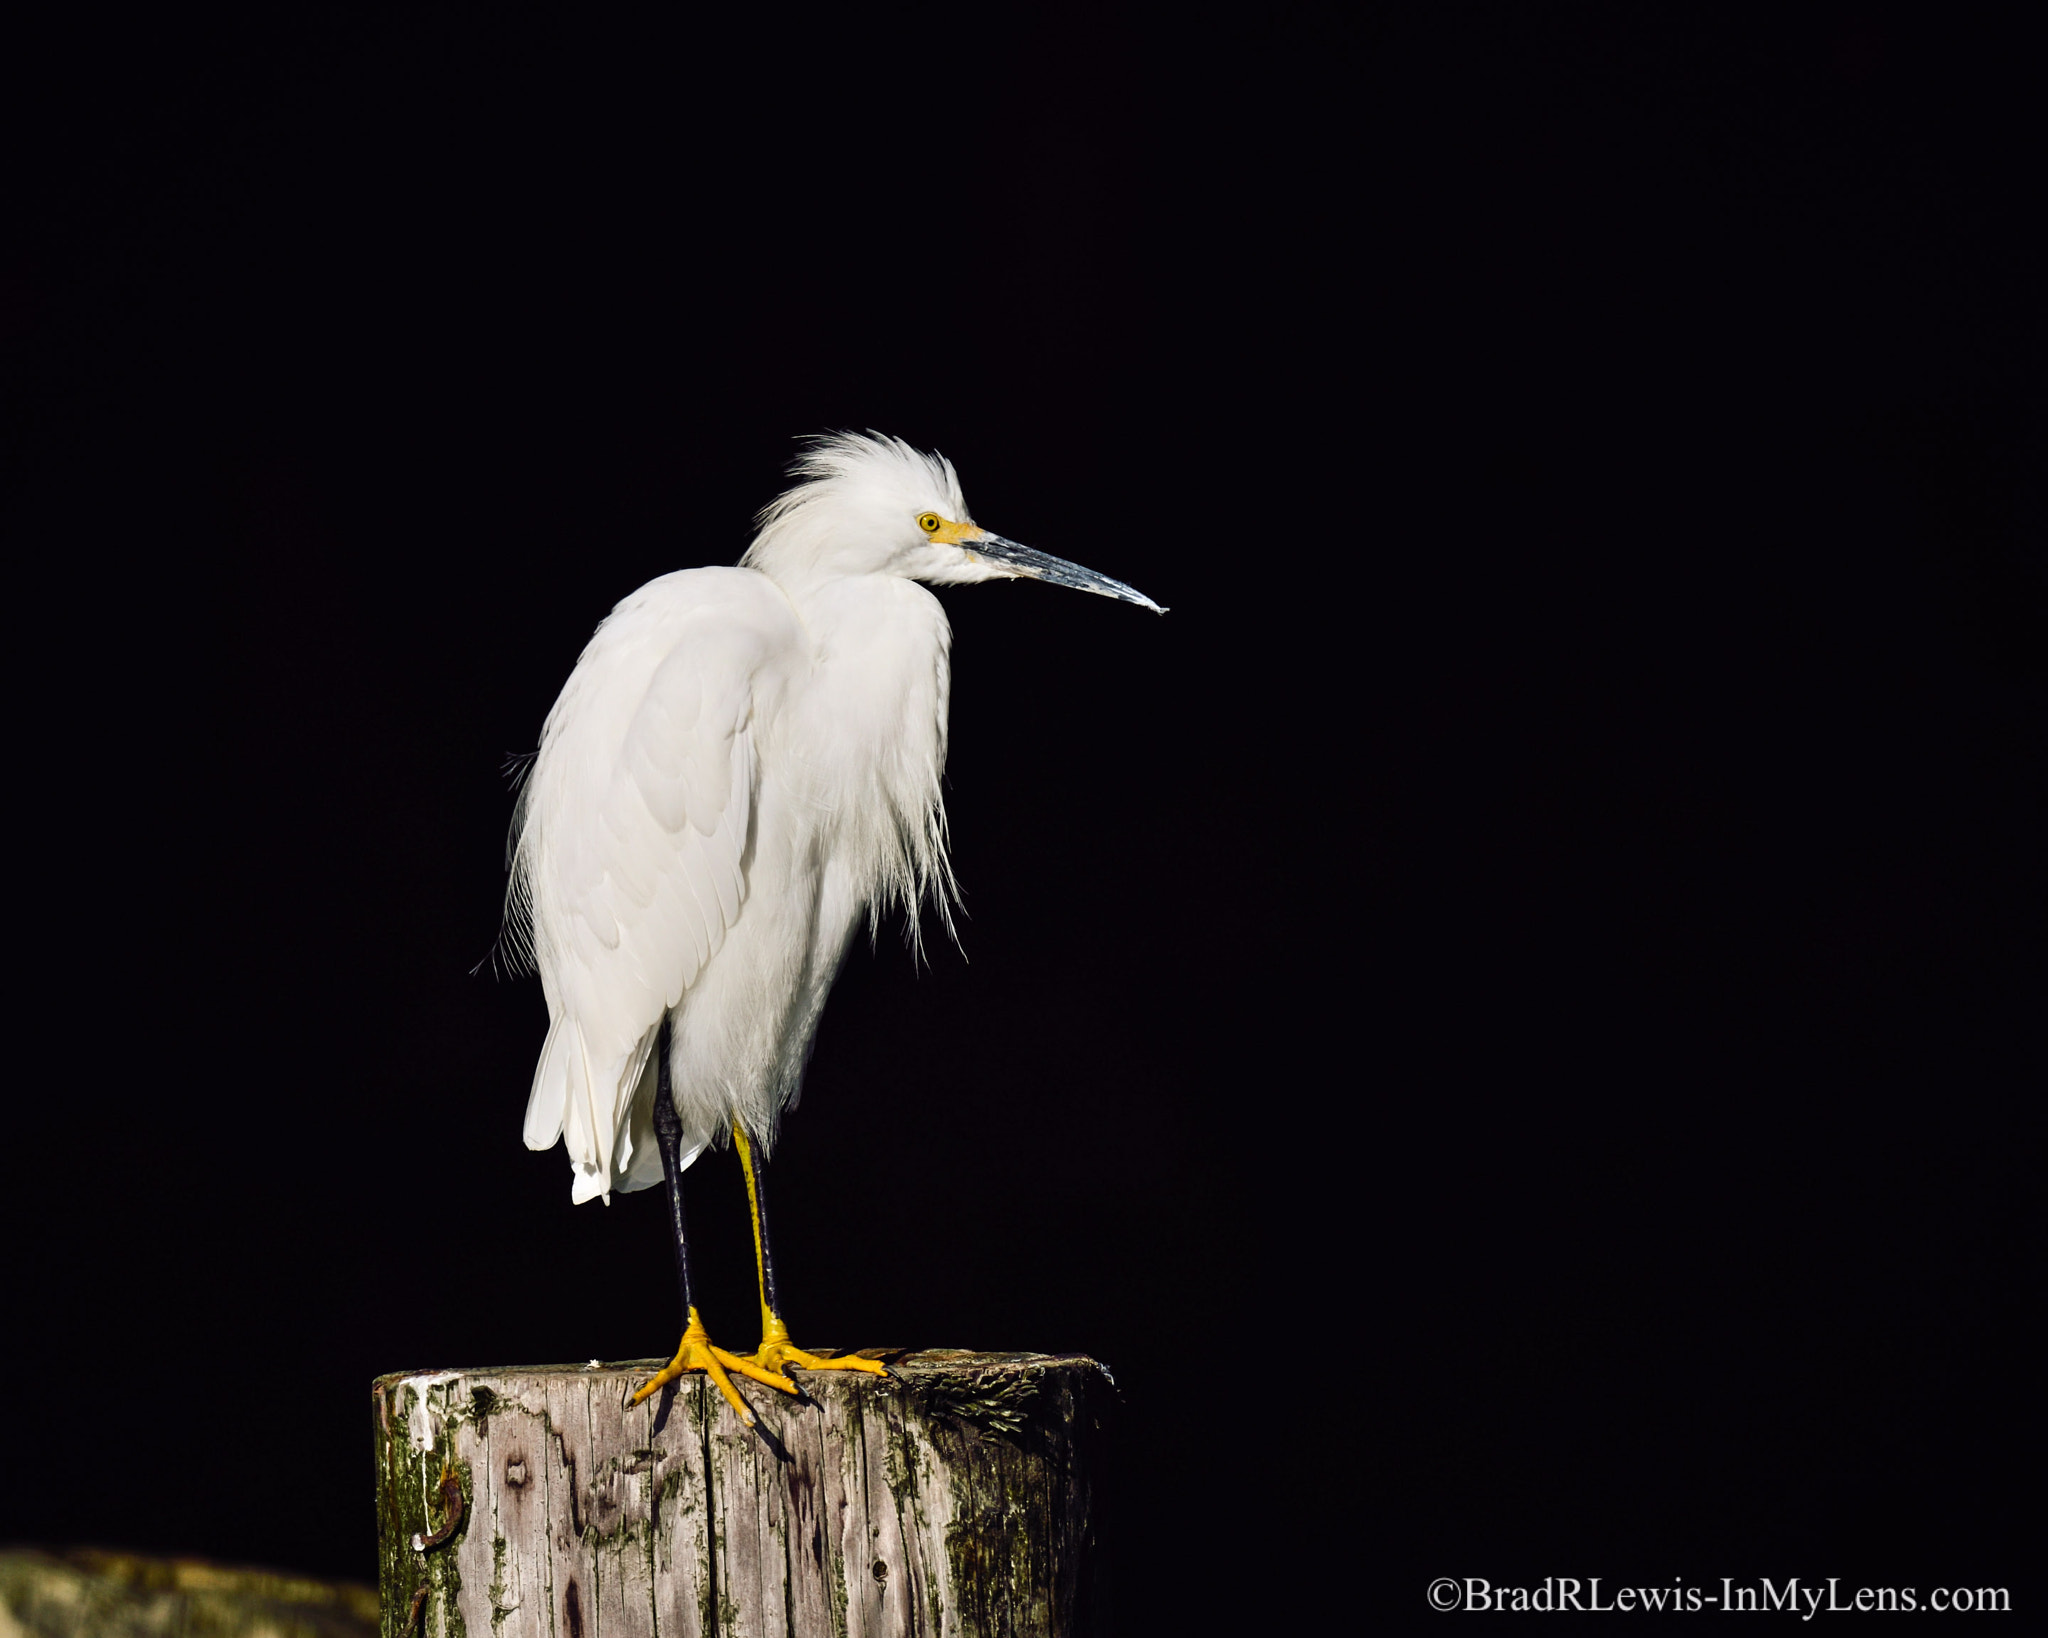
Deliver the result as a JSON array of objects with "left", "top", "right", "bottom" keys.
[{"left": 504, "top": 432, "right": 1162, "bottom": 1421}]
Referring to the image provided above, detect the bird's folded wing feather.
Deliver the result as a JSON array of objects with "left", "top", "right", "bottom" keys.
[
  {"left": 521, "top": 583, "right": 788, "bottom": 1193},
  {"left": 578, "top": 632, "right": 758, "bottom": 1020}
]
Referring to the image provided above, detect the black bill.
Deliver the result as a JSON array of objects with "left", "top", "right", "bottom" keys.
[{"left": 970, "top": 534, "right": 1166, "bottom": 614}]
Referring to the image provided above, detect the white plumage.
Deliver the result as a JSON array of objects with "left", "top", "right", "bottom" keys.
[{"left": 505, "top": 433, "right": 1159, "bottom": 1203}]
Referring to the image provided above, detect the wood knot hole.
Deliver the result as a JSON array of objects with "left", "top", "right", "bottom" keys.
[
  {"left": 505, "top": 1457, "right": 528, "bottom": 1488},
  {"left": 871, "top": 1560, "right": 888, "bottom": 1585}
]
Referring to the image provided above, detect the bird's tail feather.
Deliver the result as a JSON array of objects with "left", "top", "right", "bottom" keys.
[
  {"left": 608, "top": 1024, "right": 661, "bottom": 1189},
  {"left": 530, "top": 1013, "right": 680, "bottom": 1202},
  {"left": 524, "top": 1015, "right": 575, "bottom": 1149}
]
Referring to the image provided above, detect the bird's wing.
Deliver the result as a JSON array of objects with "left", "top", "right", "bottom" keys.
[{"left": 519, "top": 572, "right": 793, "bottom": 1200}]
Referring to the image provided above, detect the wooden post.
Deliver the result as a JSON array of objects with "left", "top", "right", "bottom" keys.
[
  {"left": 372, "top": 1352, "right": 1111, "bottom": 1638},
  {"left": 0, "top": 1550, "right": 377, "bottom": 1638}
]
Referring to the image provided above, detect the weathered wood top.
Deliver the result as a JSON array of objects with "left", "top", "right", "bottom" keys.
[{"left": 373, "top": 1351, "right": 1099, "bottom": 1389}]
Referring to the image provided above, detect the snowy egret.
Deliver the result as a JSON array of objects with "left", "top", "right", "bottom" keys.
[{"left": 504, "top": 432, "right": 1163, "bottom": 1422}]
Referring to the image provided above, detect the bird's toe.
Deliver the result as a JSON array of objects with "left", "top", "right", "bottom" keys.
[
  {"left": 747, "top": 1341, "right": 889, "bottom": 1378},
  {"left": 712, "top": 1345, "right": 798, "bottom": 1394},
  {"left": 630, "top": 1310, "right": 763, "bottom": 1423}
]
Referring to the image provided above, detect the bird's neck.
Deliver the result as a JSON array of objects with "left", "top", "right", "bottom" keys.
[{"left": 767, "top": 569, "right": 947, "bottom": 659}]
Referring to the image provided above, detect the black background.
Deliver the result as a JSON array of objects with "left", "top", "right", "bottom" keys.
[{"left": 3, "top": 4, "right": 2040, "bottom": 1627}]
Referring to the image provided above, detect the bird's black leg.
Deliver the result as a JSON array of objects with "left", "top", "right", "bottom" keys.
[
  {"left": 732, "top": 1121, "right": 887, "bottom": 1379},
  {"left": 629, "top": 1020, "right": 798, "bottom": 1423},
  {"left": 651, "top": 1021, "right": 696, "bottom": 1320}
]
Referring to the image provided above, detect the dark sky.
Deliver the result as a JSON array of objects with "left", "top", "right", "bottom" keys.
[{"left": 3, "top": 5, "right": 2041, "bottom": 1626}]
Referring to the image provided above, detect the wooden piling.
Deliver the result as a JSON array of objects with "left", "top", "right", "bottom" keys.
[
  {"left": 0, "top": 1550, "right": 378, "bottom": 1638},
  {"left": 372, "top": 1352, "right": 1111, "bottom": 1638}
]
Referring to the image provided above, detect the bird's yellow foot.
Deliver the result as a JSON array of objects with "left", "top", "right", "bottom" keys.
[
  {"left": 742, "top": 1315, "right": 888, "bottom": 1379},
  {"left": 629, "top": 1308, "right": 795, "bottom": 1425}
]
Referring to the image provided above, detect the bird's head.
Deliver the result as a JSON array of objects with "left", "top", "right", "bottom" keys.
[{"left": 741, "top": 431, "right": 1165, "bottom": 613}]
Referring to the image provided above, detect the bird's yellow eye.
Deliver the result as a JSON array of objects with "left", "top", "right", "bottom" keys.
[{"left": 917, "top": 513, "right": 941, "bottom": 534}]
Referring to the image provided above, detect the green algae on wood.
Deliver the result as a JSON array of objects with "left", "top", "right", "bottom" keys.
[{"left": 371, "top": 1353, "right": 1110, "bottom": 1638}]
